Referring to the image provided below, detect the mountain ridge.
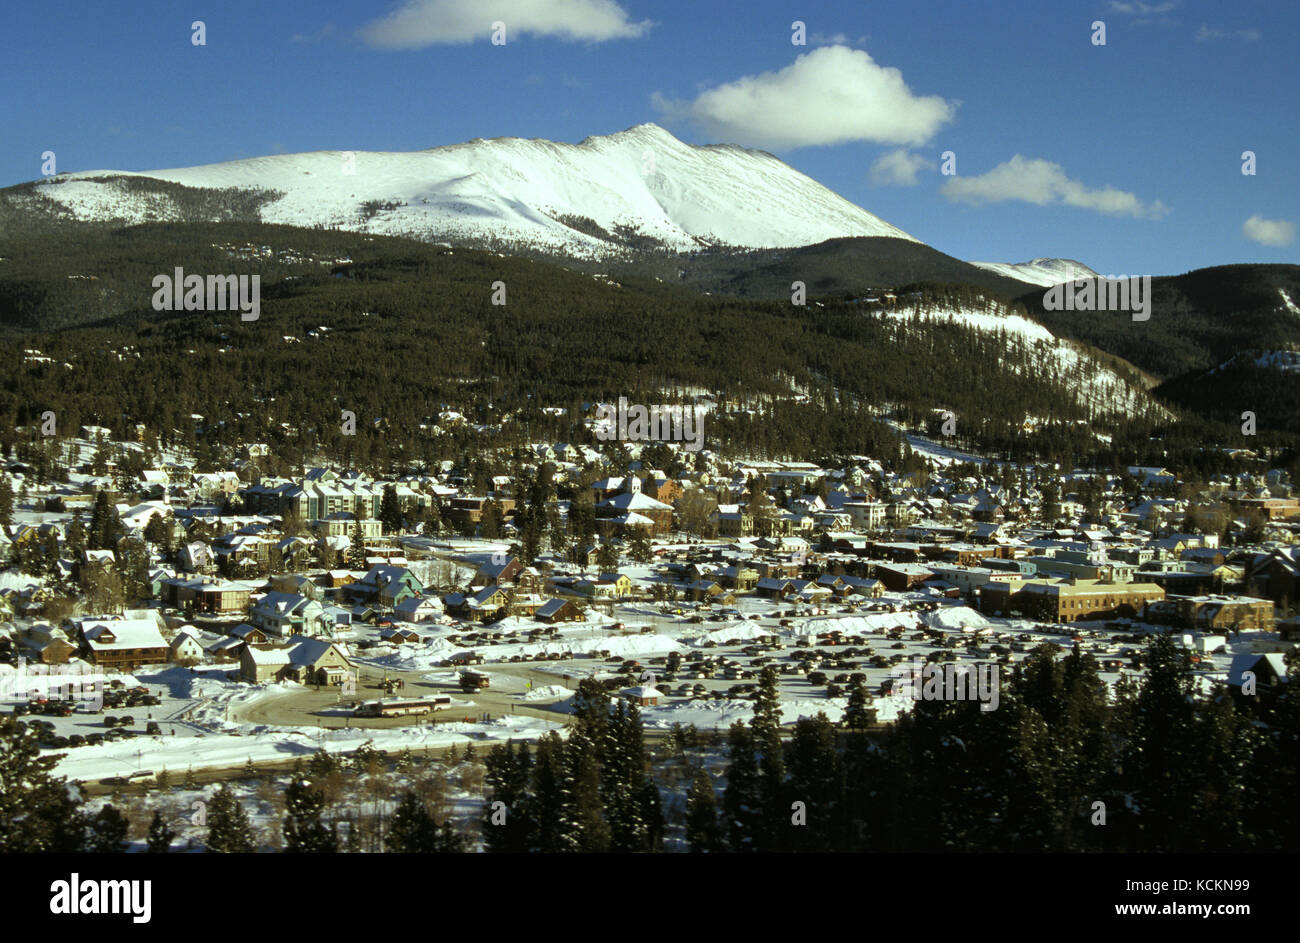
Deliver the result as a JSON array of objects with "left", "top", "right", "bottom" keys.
[{"left": 16, "top": 123, "right": 918, "bottom": 258}]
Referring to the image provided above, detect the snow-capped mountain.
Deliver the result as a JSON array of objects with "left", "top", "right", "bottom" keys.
[
  {"left": 30, "top": 124, "right": 917, "bottom": 258},
  {"left": 968, "top": 258, "right": 1099, "bottom": 288}
]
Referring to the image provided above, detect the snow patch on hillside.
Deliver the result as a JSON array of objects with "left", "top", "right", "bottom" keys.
[
  {"left": 877, "top": 300, "right": 1169, "bottom": 421},
  {"left": 968, "top": 258, "right": 1099, "bottom": 288}
]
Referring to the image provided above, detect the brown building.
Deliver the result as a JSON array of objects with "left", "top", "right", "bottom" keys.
[
  {"left": 1145, "top": 594, "right": 1274, "bottom": 632},
  {"left": 980, "top": 578, "right": 1166, "bottom": 623},
  {"left": 445, "top": 494, "right": 517, "bottom": 528},
  {"left": 79, "top": 618, "right": 170, "bottom": 669}
]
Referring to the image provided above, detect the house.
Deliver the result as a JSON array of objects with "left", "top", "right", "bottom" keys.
[
  {"left": 621, "top": 684, "right": 663, "bottom": 707},
  {"left": 239, "top": 636, "right": 352, "bottom": 685},
  {"left": 595, "top": 485, "right": 673, "bottom": 534},
  {"left": 756, "top": 577, "right": 796, "bottom": 598},
  {"left": 206, "top": 636, "right": 245, "bottom": 662},
  {"left": 230, "top": 623, "right": 271, "bottom": 646},
  {"left": 535, "top": 598, "right": 583, "bottom": 624},
  {"left": 16, "top": 625, "right": 78, "bottom": 664},
  {"left": 346, "top": 565, "right": 424, "bottom": 608},
  {"left": 168, "top": 627, "right": 205, "bottom": 663},
  {"left": 78, "top": 618, "right": 169, "bottom": 669},
  {"left": 471, "top": 555, "right": 523, "bottom": 587},
  {"left": 239, "top": 645, "right": 291, "bottom": 683},
  {"left": 873, "top": 563, "right": 935, "bottom": 592},
  {"left": 284, "top": 632, "right": 353, "bottom": 686},
  {"left": 393, "top": 595, "right": 445, "bottom": 623},
  {"left": 380, "top": 626, "right": 421, "bottom": 644},
  {"left": 269, "top": 573, "right": 322, "bottom": 600},
  {"left": 444, "top": 585, "right": 509, "bottom": 622},
  {"left": 250, "top": 592, "right": 332, "bottom": 638},
  {"left": 1245, "top": 548, "right": 1300, "bottom": 607},
  {"left": 1226, "top": 653, "right": 1289, "bottom": 695}
]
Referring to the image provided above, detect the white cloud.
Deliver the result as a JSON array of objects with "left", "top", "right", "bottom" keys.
[
  {"left": 1194, "top": 24, "right": 1261, "bottom": 41},
  {"left": 359, "top": 0, "right": 651, "bottom": 48},
  {"left": 652, "top": 45, "right": 955, "bottom": 149},
  {"left": 869, "top": 149, "right": 935, "bottom": 187},
  {"left": 940, "top": 155, "right": 1168, "bottom": 219},
  {"left": 1242, "top": 215, "right": 1296, "bottom": 247},
  {"left": 1107, "top": 1, "right": 1178, "bottom": 14}
]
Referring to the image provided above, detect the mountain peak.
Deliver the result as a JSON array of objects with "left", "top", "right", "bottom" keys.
[{"left": 28, "top": 125, "right": 919, "bottom": 256}]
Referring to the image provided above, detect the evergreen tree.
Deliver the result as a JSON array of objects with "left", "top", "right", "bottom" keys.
[
  {"left": 386, "top": 791, "right": 439, "bottom": 852},
  {"left": 482, "top": 740, "right": 533, "bottom": 853},
  {"left": 844, "top": 677, "right": 874, "bottom": 729},
  {"left": 596, "top": 543, "right": 619, "bottom": 571},
  {"left": 379, "top": 484, "right": 403, "bottom": 535},
  {"left": 282, "top": 777, "right": 338, "bottom": 852},
  {"left": 721, "top": 722, "right": 764, "bottom": 852},
  {"left": 347, "top": 517, "right": 367, "bottom": 570},
  {"left": 206, "top": 784, "right": 255, "bottom": 853},
  {"left": 479, "top": 499, "right": 504, "bottom": 539},
  {"left": 526, "top": 732, "right": 569, "bottom": 853},
  {"left": 146, "top": 810, "right": 175, "bottom": 853},
  {"left": 750, "top": 665, "right": 786, "bottom": 843},
  {"left": 86, "top": 803, "right": 129, "bottom": 852},
  {"left": 785, "top": 714, "right": 843, "bottom": 851},
  {"left": 0, "top": 715, "right": 86, "bottom": 852},
  {"left": 0, "top": 475, "right": 12, "bottom": 527},
  {"left": 685, "top": 768, "right": 722, "bottom": 853},
  {"left": 87, "top": 490, "right": 124, "bottom": 551}
]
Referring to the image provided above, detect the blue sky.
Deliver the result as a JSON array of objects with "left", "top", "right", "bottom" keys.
[{"left": 3, "top": 0, "right": 1296, "bottom": 274}]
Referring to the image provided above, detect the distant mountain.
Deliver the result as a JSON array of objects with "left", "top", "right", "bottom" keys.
[
  {"left": 6, "top": 124, "right": 916, "bottom": 258},
  {"left": 968, "top": 258, "right": 1099, "bottom": 288},
  {"left": 605, "top": 236, "right": 1042, "bottom": 302}
]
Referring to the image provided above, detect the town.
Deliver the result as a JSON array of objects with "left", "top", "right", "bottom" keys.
[{"left": 1, "top": 408, "right": 1296, "bottom": 850}]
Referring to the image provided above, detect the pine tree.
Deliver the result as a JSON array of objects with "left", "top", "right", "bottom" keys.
[
  {"left": 785, "top": 714, "right": 843, "bottom": 851},
  {"left": 844, "top": 677, "right": 874, "bottom": 729},
  {"left": 386, "top": 790, "right": 438, "bottom": 852},
  {"left": 482, "top": 740, "right": 533, "bottom": 853},
  {"left": 596, "top": 543, "right": 619, "bottom": 571},
  {"left": 87, "top": 803, "right": 129, "bottom": 852},
  {"left": 88, "top": 490, "right": 124, "bottom": 551},
  {"left": 146, "top": 810, "right": 175, "bottom": 853},
  {"left": 379, "top": 484, "right": 403, "bottom": 535},
  {"left": 721, "top": 722, "right": 764, "bottom": 852},
  {"left": 206, "top": 784, "right": 256, "bottom": 853},
  {"left": 0, "top": 715, "right": 86, "bottom": 852},
  {"left": 283, "top": 777, "right": 337, "bottom": 852},
  {"left": 347, "top": 517, "right": 367, "bottom": 570},
  {"left": 685, "top": 768, "right": 722, "bottom": 853},
  {"left": 527, "top": 732, "right": 569, "bottom": 853},
  {"left": 750, "top": 664, "right": 786, "bottom": 843},
  {"left": 0, "top": 475, "right": 13, "bottom": 527}
]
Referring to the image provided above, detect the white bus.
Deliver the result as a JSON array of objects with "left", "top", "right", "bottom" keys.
[{"left": 354, "top": 696, "right": 452, "bottom": 718}]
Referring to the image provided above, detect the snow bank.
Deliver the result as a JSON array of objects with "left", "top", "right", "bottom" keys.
[{"left": 790, "top": 612, "right": 920, "bottom": 637}]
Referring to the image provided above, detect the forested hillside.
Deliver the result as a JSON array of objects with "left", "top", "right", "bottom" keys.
[{"left": 0, "top": 221, "right": 1291, "bottom": 473}]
